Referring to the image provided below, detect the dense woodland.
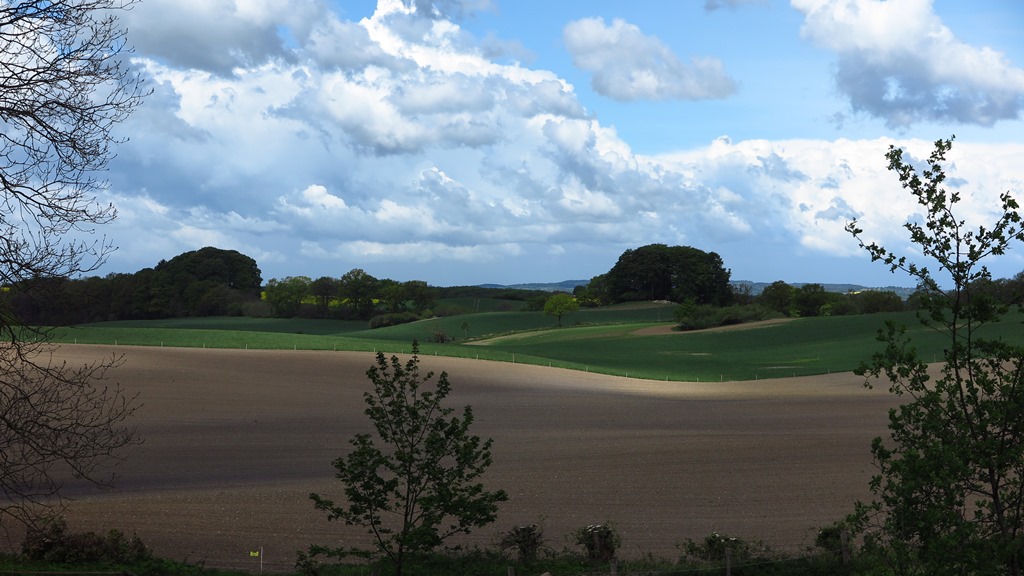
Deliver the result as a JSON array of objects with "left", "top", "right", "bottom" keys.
[
  {"left": 7, "top": 244, "right": 1024, "bottom": 329},
  {"left": 6, "top": 247, "right": 264, "bottom": 325},
  {"left": 575, "top": 243, "right": 733, "bottom": 306}
]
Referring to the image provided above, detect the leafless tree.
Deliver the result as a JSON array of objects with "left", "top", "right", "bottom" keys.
[{"left": 0, "top": 0, "right": 145, "bottom": 531}]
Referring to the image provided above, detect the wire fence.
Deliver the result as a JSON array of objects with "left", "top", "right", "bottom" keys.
[
  {"left": 120, "top": 538, "right": 850, "bottom": 576},
  {"left": 565, "top": 547, "right": 848, "bottom": 575},
  {"left": 0, "top": 530, "right": 852, "bottom": 575},
  {"left": 0, "top": 572, "right": 130, "bottom": 576}
]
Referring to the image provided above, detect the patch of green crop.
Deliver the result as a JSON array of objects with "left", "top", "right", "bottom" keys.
[
  {"left": 435, "top": 297, "right": 525, "bottom": 313},
  {"left": 80, "top": 317, "right": 367, "bottom": 335},
  {"left": 478, "top": 310, "right": 1024, "bottom": 381},
  {"left": 352, "top": 302, "right": 678, "bottom": 342},
  {"left": 51, "top": 308, "right": 1024, "bottom": 382},
  {"left": 52, "top": 326, "right": 392, "bottom": 352}
]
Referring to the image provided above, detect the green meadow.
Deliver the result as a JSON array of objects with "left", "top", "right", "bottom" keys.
[{"left": 52, "top": 301, "right": 1024, "bottom": 382}]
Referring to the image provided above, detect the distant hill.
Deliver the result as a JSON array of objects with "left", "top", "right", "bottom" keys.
[
  {"left": 477, "top": 280, "right": 588, "bottom": 292},
  {"left": 479, "top": 280, "right": 916, "bottom": 299},
  {"left": 733, "top": 281, "right": 915, "bottom": 299}
]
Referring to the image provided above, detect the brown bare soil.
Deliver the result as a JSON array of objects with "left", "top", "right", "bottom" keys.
[{"left": 4, "top": 345, "right": 898, "bottom": 571}]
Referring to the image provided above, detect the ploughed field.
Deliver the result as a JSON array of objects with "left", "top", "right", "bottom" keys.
[{"left": 22, "top": 345, "right": 898, "bottom": 571}]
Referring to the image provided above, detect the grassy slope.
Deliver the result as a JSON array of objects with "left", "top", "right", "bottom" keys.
[
  {"left": 355, "top": 301, "right": 677, "bottom": 342},
  {"left": 82, "top": 316, "right": 368, "bottom": 335},
  {"left": 480, "top": 312, "right": 958, "bottom": 381},
  {"left": 54, "top": 304, "right": 1024, "bottom": 382}
]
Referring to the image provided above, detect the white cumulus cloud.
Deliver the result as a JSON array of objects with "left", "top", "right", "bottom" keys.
[
  {"left": 793, "top": 0, "right": 1024, "bottom": 128},
  {"left": 563, "top": 17, "right": 737, "bottom": 102}
]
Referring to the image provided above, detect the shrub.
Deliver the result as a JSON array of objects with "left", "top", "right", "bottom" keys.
[
  {"left": 573, "top": 523, "right": 620, "bottom": 562},
  {"left": 226, "top": 300, "right": 245, "bottom": 316},
  {"left": 499, "top": 524, "right": 545, "bottom": 563},
  {"left": 674, "top": 301, "right": 721, "bottom": 330},
  {"left": 677, "top": 531, "right": 775, "bottom": 568},
  {"left": 21, "top": 517, "right": 150, "bottom": 564},
  {"left": 815, "top": 524, "right": 845, "bottom": 553},
  {"left": 675, "top": 303, "right": 777, "bottom": 331},
  {"left": 369, "top": 311, "right": 419, "bottom": 329},
  {"left": 524, "top": 296, "right": 547, "bottom": 311},
  {"left": 241, "top": 300, "right": 271, "bottom": 317}
]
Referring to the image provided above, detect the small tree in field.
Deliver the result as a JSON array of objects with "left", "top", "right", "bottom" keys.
[
  {"left": 846, "top": 136, "right": 1024, "bottom": 576},
  {"left": 309, "top": 343, "right": 508, "bottom": 576},
  {"left": 543, "top": 293, "right": 579, "bottom": 327}
]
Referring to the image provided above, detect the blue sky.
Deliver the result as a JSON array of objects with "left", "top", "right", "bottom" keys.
[{"left": 95, "top": 0, "right": 1024, "bottom": 288}]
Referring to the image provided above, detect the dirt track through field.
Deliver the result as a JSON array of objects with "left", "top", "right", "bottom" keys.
[{"left": 5, "top": 345, "right": 899, "bottom": 571}]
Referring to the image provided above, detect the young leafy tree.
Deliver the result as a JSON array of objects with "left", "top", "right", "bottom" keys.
[
  {"left": 543, "top": 292, "right": 579, "bottom": 327},
  {"left": 845, "top": 136, "right": 1024, "bottom": 576},
  {"left": 310, "top": 343, "right": 508, "bottom": 576}
]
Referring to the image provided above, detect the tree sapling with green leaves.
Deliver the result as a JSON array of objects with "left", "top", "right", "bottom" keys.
[
  {"left": 309, "top": 342, "right": 508, "bottom": 576},
  {"left": 543, "top": 293, "right": 579, "bottom": 327},
  {"left": 846, "top": 136, "right": 1024, "bottom": 576}
]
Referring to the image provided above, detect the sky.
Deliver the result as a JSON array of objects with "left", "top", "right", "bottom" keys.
[{"left": 90, "top": 0, "right": 1024, "bottom": 288}]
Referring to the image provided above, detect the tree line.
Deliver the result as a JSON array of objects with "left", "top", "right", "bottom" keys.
[
  {"left": 568, "top": 242, "right": 1024, "bottom": 331},
  {"left": 665, "top": 274, "right": 1024, "bottom": 332},
  {"left": 3, "top": 242, "right": 734, "bottom": 327},
  {"left": 2, "top": 246, "right": 557, "bottom": 326},
  {"left": 263, "top": 270, "right": 439, "bottom": 321},
  {"left": 5, "top": 246, "right": 264, "bottom": 324},
  {"left": 12, "top": 240, "right": 1023, "bottom": 332}
]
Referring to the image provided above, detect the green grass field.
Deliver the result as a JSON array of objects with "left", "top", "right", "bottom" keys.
[
  {"left": 358, "top": 301, "right": 678, "bottom": 342},
  {"left": 52, "top": 304, "right": 1024, "bottom": 382},
  {"left": 79, "top": 316, "right": 368, "bottom": 335}
]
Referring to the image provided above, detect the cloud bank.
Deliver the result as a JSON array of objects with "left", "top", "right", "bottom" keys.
[{"left": 93, "top": 0, "right": 1024, "bottom": 286}]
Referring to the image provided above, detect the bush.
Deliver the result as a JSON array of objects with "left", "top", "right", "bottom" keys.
[
  {"left": 674, "top": 302, "right": 722, "bottom": 330},
  {"left": 814, "top": 524, "right": 845, "bottom": 553},
  {"left": 719, "top": 304, "right": 776, "bottom": 325},
  {"left": 21, "top": 517, "right": 150, "bottom": 564},
  {"left": 369, "top": 311, "right": 420, "bottom": 329},
  {"left": 226, "top": 300, "right": 245, "bottom": 316},
  {"left": 677, "top": 532, "right": 781, "bottom": 570},
  {"left": 241, "top": 300, "right": 271, "bottom": 317},
  {"left": 524, "top": 295, "right": 547, "bottom": 312},
  {"left": 675, "top": 303, "right": 777, "bottom": 331},
  {"left": 499, "top": 524, "right": 545, "bottom": 563},
  {"left": 573, "top": 523, "right": 620, "bottom": 562}
]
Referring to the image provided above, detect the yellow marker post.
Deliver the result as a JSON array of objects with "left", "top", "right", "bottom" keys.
[{"left": 249, "top": 547, "right": 263, "bottom": 572}]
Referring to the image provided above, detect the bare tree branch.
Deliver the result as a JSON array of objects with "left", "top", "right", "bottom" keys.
[{"left": 0, "top": 0, "right": 145, "bottom": 531}]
